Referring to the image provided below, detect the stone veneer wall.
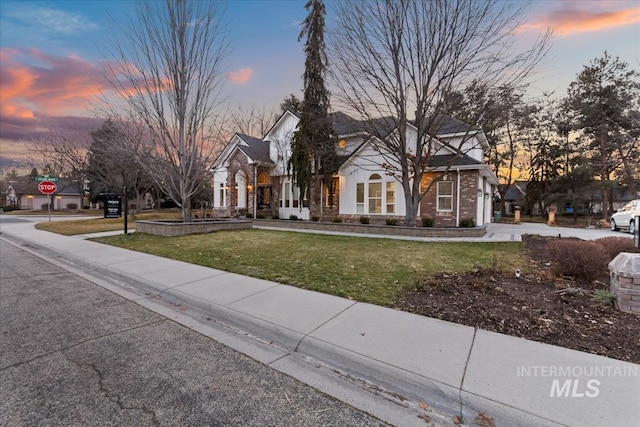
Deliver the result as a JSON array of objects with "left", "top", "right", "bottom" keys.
[
  {"left": 609, "top": 252, "right": 640, "bottom": 315},
  {"left": 136, "top": 220, "right": 252, "bottom": 237},
  {"left": 254, "top": 219, "right": 486, "bottom": 238}
]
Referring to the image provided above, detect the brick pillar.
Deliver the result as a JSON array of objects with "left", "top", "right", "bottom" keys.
[{"left": 609, "top": 253, "right": 640, "bottom": 314}]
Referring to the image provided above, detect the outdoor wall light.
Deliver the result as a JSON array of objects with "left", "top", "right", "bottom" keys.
[
  {"left": 484, "top": 193, "right": 490, "bottom": 199},
  {"left": 477, "top": 189, "right": 483, "bottom": 197}
]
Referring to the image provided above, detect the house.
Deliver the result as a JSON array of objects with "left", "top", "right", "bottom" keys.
[
  {"left": 2, "top": 178, "right": 86, "bottom": 210},
  {"left": 211, "top": 110, "right": 498, "bottom": 227}
]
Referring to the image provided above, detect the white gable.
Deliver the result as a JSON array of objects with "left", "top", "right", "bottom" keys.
[{"left": 264, "top": 110, "right": 299, "bottom": 175}]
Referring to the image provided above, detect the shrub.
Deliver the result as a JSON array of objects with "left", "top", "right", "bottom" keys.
[
  {"left": 255, "top": 213, "right": 265, "bottom": 219},
  {"left": 591, "top": 289, "right": 616, "bottom": 306},
  {"left": 459, "top": 218, "right": 475, "bottom": 227},
  {"left": 2, "top": 206, "right": 16, "bottom": 212},
  {"left": 595, "top": 236, "right": 640, "bottom": 262},
  {"left": 386, "top": 218, "right": 399, "bottom": 226},
  {"left": 332, "top": 216, "right": 343, "bottom": 223},
  {"left": 245, "top": 213, "right": 254, "bottom": 218},
  {"left": 421, "top": 217, "right": 434, "bottom": 227},
  {"left": 271, "top": 213, "right": 279, "bottom": 219},
  {"left": 289, "top": 214, "right": 298, "bottom": 220},
  {"left": 546, "top": 239, "right": 609, "bottom": 282},
  {"left": 311, "top": 215, "right": 320, "bottom": 222},
  {"left": 66, "top": 203, "right": 78, "bottom": 210},
  {"left": 359, "top": 216, "right": 370, "bottom": 224}
]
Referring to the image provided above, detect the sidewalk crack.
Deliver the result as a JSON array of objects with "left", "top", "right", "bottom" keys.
[
  {"left": 293, "top": 301, "right": 358, "bottom": 352},
  {"left": 458, "top": 327, "right": 477, "bottom": 418}
]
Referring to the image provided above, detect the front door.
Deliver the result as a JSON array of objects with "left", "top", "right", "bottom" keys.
[{"left": 257, "top": 186, "right": 271, "bottom": 210}]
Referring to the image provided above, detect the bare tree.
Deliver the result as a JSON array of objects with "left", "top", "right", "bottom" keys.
[
  {"left": 229, "top": 105, "right": 278, "bottom": 138},
  {"left": 329, "top": 0, "right": 550, "bottom": 225},
  {"left": 104, "top": 0, "right": 229, "bottom": 221}
]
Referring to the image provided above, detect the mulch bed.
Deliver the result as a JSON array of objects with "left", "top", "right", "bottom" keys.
[{"left": 395, "top": 235, "right": 640, "bottom": 363}]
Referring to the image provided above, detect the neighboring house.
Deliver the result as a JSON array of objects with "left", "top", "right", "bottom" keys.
[
  {"left": 3, "top": 178, "right": 86, "bottom": 210},
  {"left": 501, "top": 181, "right": 526, "bottom": 214},
  {"left": 211, "top": 110, "right": 498, "bottom": 227}
]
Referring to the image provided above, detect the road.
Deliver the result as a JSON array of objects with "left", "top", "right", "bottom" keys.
[{"left": 0, "top": 238, "right": 387, "bottom": 426}]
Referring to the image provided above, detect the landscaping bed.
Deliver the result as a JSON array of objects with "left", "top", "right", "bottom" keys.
[{"left": 395, "top": 235, "right": 640, "bottom": 364}]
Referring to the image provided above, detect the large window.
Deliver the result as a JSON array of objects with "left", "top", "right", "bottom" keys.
[
  {"left": 219, "top": 183, "right": 226, "bottom": 207},
  {"left": 368, "top": 174, "right": 382, "bottom": 213},
  {"left": 356, "top": 183, "right": 365, "bottom": 214},
  {"left": 386, "top": 181, "right": 395, "bottom": 214},
  {"left": 437, "top": 181, "right": 453, "bottom": 212},
  {"left": 356, "top": 174, "right": 397, "bottom": 215}
]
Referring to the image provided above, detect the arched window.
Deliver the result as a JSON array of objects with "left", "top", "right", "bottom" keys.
[{"left": 368, "top": 174, "right": 382, "bottom": 214}]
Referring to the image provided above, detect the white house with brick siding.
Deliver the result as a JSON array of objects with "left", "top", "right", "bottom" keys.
[{"left": 211, "top": 110, "right": 498, "bottom": 227}]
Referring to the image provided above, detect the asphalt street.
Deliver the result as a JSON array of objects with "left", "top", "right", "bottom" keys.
[{"left": 0, "top": 238, "right": 388, "bottom": 427}]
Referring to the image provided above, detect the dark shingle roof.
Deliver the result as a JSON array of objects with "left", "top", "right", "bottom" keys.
[
  {"left": 426, "top": 153, "right": 483, "bottom": 168},
  {"left": 236, "top": 134, "right": 274, "bottom": 164},
  {"left": 428, "top": 117, "right": 477, "bottom": 135}
]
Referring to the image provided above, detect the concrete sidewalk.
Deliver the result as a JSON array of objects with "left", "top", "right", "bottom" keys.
[{"left": 1, "top": 219, "right": 638, "bottom": 426}]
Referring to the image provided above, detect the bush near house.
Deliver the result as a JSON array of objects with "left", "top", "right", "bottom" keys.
[
  {"left": 421, "top": 217, "right": 434, "bottom": 227},
  {"left": 289, "top": 214, "right": 298, "bottom": 220},
  {"left": 359, "top": 216, "right": 370, "bottom": 224},
  {"left": 386, "top": 218, "right": 399, "bottom": 226},
  {"left": 459, "top": 218, "right": 475, "bottom": 227},
  {"left": 332, "top": 216, "right": 343, "bottom": 223},
  {"left": 311, "top": 216, "right": 320, "bottom": 222}
]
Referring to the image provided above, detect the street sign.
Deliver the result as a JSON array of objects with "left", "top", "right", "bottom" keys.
[
  {"left": 38, "top": 181, "right": 57, "bottom": 195},
  {"left": 35, "top": 176, "right": 58, "bottom": 182}
]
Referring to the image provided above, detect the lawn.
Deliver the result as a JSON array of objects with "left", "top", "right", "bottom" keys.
[
  {"left": 35, "top": 211, "right": 182, "bottom": 235},
  {"left": 94, "top": 229, "right": 525, "bottom": 306}
]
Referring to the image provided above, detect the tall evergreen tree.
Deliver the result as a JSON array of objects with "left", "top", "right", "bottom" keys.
[
  {"left": 567, "top": 52, "right": 640, "bottom": 218},
  {"left": 288, "top": 0, "right": 337, "bottom": 207}
]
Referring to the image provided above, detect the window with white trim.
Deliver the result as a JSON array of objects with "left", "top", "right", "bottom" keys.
[
  {"left": 386, "top": 181, "right": 395, "bottom": 214},
  {"left": 356, "top": 183, "right": 364, "bottom": 213},
  {"left": 219, "top": 183, "right": 226, "bottom": 207},
  {"left": 368, "top": 174, "right": 382, "bottom": 214},
  {"left": 437, "top": 181, "right": 453, "bottom": 212}
]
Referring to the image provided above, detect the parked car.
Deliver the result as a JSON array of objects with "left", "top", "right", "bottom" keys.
[{"left": 610, "top": 199, "right": 640, "bottom": 233}]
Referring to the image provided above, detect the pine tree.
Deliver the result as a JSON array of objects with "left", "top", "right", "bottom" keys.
[{"left": 288, "top": 0, "right": 337, "bottom": 208}]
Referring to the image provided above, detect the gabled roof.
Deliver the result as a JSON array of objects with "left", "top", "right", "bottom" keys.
[
  {"left": 236, "top": 134, "right": 273, "bottom": 164},
  {"left": 211, "top": 133, "right": 275, "bottom": 170}
]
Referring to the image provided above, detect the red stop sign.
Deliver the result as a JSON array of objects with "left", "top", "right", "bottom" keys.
[{"left": 38, "top": 180, "right": 57, "bottom": 195}]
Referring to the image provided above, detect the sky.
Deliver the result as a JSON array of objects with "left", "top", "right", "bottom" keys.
[{"left": 0, "top": 0, "right": 639, "bottom": 173}]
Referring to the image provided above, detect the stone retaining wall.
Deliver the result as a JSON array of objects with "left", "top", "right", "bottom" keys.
[
  {"left": 254, "top": 219, "right": 486, "bottom": 238},
  {"left": 135, "top": 220, "right": 252, "bottom": 237},
  {"left": 609, "top": 252, "right": 640, "bottom": 314}
]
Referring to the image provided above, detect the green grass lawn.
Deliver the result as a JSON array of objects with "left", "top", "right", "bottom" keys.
[
  {"left": 94, "top": 229, "right": 525, "bottom": 306},
  {"left": 35, "top": 212, "right": 182, "bottom": 235}
]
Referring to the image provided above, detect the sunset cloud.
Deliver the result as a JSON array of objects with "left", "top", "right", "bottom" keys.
[
  {"left": 227, "top": 68, "right": 254, "bottom": 84},
  {"left": 518, "top": 3, "right": 640, "bottom": 36},
  {"left": 0, "top": 47, "right": 112, "bottom": 119}
]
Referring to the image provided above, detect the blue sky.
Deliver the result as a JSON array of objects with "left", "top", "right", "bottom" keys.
[{"left": 1, "top": 0, "right": 639, "bottom": 170}]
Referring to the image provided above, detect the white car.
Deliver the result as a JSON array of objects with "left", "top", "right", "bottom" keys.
[{"left": 610, "top": 199, "right": 640, "bottom": 234}]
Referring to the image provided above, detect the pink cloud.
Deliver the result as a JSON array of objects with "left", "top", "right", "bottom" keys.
[
  {"left": 227, "top": 67, "right": 254, "bottom": 84},
  {"left": 517, "top": 3, "right": 640, "bottom": 36},
  {"left": 0, "top": 47, "right": 115, "bottom": 119}
]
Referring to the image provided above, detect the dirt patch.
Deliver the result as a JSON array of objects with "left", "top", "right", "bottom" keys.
[{"left": 395, "top": 235, "right": 640, "bottom": 363}]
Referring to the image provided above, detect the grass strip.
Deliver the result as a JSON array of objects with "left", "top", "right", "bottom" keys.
[{"left": 94, "top": 229, "right": 525, "bottom": 306}]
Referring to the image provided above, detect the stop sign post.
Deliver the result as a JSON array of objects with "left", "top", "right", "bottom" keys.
[{"left": 38, "top": 180, "right": 57, "bottom": 222}]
